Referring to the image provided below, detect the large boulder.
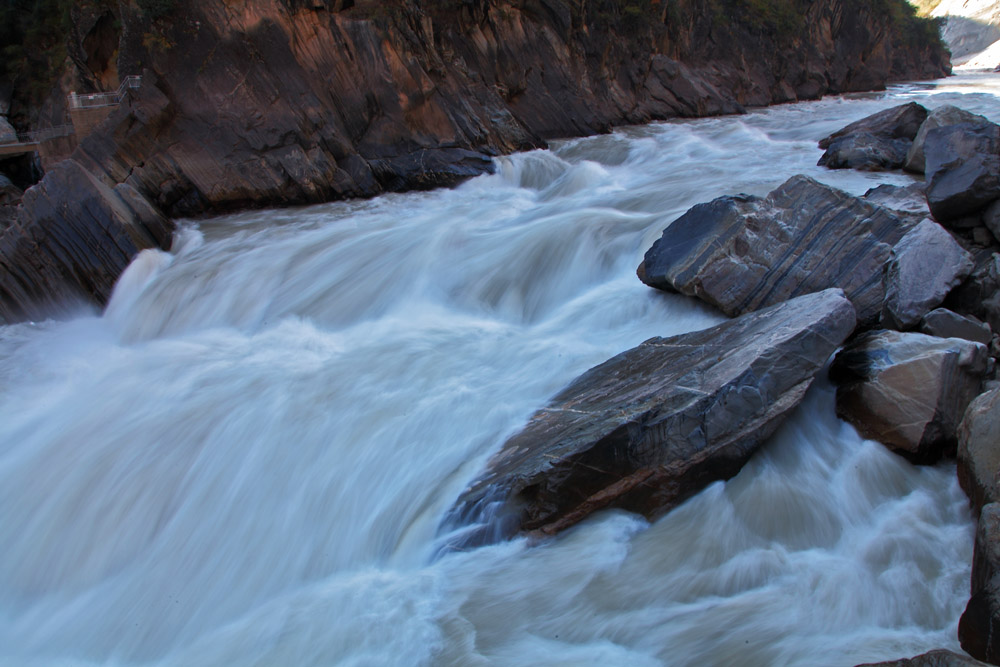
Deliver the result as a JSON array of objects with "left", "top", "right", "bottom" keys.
[
  {"left": 924, "top": 122, "right": 1000, "bottom": 223},
  {"left": 444, "top": 289, "right": 856, "bottom": 546},
  {"left": 864, "top": 182, "right": 931, "bottom": 217},
  {"left": 881, "top": 219, "right": 974, "bottom": 330},
  {"left": 638, "top": 175, "right": 914, "bottom": 325},
  {"left": 818, "top": 102, "right": 928, "bottom": 149},
  {"left": 830, "top": 330, "right": 989, "bottom": 462},
  {"left": 904, "top": 105, "right": 991, "bottom": 174},
  {"left": 945, "top": 252, "right": 1000, "bottom": 333},
  {"left": 818, "top": 131, "right": 911, "bottom": 171},
  {"left": 958, "top": 388, "right": 1000, "bottom": 515},
  {"left": 959, "top": 503, "right": 1000, "bottom": 664}
]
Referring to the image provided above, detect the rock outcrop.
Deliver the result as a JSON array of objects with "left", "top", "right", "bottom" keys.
[
  {"left": 444, "top": 289, "right": 856, "bottom": 546},
  {"left": 0, "top": 0, "right": 952, "bottom": 322},
  {"left": 637, "top": 175, "right": 915, "bottom": 325},
  {"left": 830, "top": 330, "right": 989, "bottom": 462}
]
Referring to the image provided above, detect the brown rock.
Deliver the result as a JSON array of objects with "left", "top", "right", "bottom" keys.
[
  {"left": 958, "top": 388, "right": 1000, "bottom": 515},
  {"left": 830, "top": 330, "right": 989, "bottom": 462},
  {"left": 818, "top": 102, "right": 928, "bottom": 149}
]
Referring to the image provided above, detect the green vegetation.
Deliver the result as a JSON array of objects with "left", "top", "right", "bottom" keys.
[{"left": 873, "top": 0, "right": 945, "bottom": 48}]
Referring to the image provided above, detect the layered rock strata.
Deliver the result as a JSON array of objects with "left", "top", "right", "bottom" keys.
[
  {"left": 637, "top": 175, "right": 916, "bottom": 325},
  {"left": 444, "top": 288, "right": 855, "bottom": 546}
]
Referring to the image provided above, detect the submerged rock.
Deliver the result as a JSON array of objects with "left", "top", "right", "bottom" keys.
[
  {"left": 444, "top": 289, "right": 856, "bottom": 546},
  {"left": 960, "top": 503, "right": 1000, "bottom": 664},
  {"left": 905, "top": 104, "right": 990, "bottom": 174},
  {"left": 881, "top": 219, "right": 974, "bottom": 330},
  {"left": 924, "top": 122, "right": 1000, "bottom": 223},
  {"left": 638, "top": 175, "right": 914, "bottom": 325},
  {"left": 830, "top": 330, "right": 989, "bottom": 462},
  {"left": 856, "top": 649, "right": 989, "bottom": 666},
  {"left": 818, "top": 102, "right": 928, "bottom": 150}
]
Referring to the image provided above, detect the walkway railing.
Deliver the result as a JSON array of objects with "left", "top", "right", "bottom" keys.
[
  {"left": 68, "top": 75, "right": 142, "bottom": 110},
  {"left": 0, "top": 124, "right": 76, "bottom": 146}
]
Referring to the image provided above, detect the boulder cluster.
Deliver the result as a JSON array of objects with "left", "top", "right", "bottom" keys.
[{"left": 447, "top": 102, "right": 1000, "bottom": 666}]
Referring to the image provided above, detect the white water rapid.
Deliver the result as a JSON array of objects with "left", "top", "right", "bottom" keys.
[{"left": 4, "top": 74, "right": 1000, "bottom": 667}]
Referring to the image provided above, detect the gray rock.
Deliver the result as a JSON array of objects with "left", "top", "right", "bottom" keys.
[
  {"left": 959, "top": 503, "right": 1000, "bottom": 664},
  {"left": 0, "top": 174, "right": 21, "bottom": 207},
  {"left": 921, "top": 308, "right": 993, "bottom": 344},
  {"left": 830, "top": 330, "right": 989, "bottom": 462},
  {"left": 818, "top": 102, "right": 928, "bottom": 149},
  {"left": 818, "top": 132, "right": 911, "bottom": 171},
  {"left": 638, "top": 175, "right": 914, "bottom": 325},
  {"left": 925, "top": 122, "right": 1000, "bottom": 223},
  {"left": 856, "top": 649, "right": 989, "bottom": 667},
  {"left": 0, "top": 116, "right": 15, "bottom": 143},
  {"left": 958, "top": 388, "right": 1000, "bottom": 514},
  {"left": 864, "top": 182, "right": 931, "bottom": 217},
  {"left": 882, "top": 219, "right": 974, "bottom": 330},
  {"left": 905, "top": 104, "right": 991, "bottom": 174},
  {"left": 444, "top": 289, "right": 857, "bottom": 546},
  {"left": 945, "top": 252, "right": 1000, "bottom": 333}
]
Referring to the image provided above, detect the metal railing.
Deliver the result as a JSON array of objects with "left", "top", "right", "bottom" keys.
[
  {"left": 68, "top": 75, "right": 142, "bottom": 110},
  {"left": 0, "top": 124, "right": 76, "bottom": 146}
]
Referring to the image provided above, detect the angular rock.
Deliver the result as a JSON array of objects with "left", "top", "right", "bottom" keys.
[
  {"left": 444, "top": 289, "right": 856, "bottom": 546},
  {"left": 818, "top": 102, "right": 928, "bottom": 149},
  {"left": 960, "top": 503, "right": 1000, "bottom": 664},
  {"left": 958, "top": 388, "right": 1000, "bottom": 514},
  {"left": 905, "top": 104, "right": 990, "bottom": 174},
  {"left": 864, "top": 182, "right": 931, "bottom": 217},
  {"left": 924, "top": 122, "right": 1000, "bottom": 223},
  {"left": 882, "top": 219, "right": 974, "bottom": 330},
  {"left": 818, "top": 132, "right": 911, "bottom": 171},
  {"left": 983, "top": 200, "right": 1000, "bottom": 242},
  {"left": 945, "top": 252, "right": 1000, "bottom": 333},
  {"left": 0, "top": 174, "right": 21, "bottom": 207},
  {"left": 830, "top": 330, "right": 989, "bottom": 462},
  {"left": 921, "top": 308, "right": 993, "bottom": 344},
  {"left": 0, "top": 160, "right": 174, "bottom": 322},
  {"left": 638, "top": 175, "right": 914, "bottom": 325},
  {"left": 856, "top": 650, "right": 989, "bottom": 667}
]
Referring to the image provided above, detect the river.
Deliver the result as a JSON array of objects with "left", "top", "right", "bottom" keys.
[{"left": 3, "top": 73, "right": 1000, "bottom": 666}]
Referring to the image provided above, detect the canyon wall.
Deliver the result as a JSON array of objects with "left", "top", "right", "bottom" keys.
[{"left": 0, "top": 0, "right": 950, "bottom": 321}]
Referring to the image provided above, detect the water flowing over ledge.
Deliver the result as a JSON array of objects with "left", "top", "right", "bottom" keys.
[{"left": 3, "top": 74, "right": 1000, "bottom": 665}]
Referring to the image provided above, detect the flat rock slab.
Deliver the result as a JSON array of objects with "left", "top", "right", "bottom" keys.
[
  {"left": 444, "top": 289, "right": 856, "bottom": 546},
  {"left": 638, "top": 175, "right": 914, "bottom": 325},
  {"left": 831, "top": 330, "right": 989, "bottom": 462},
  {"left": 920, "top": 308, "right": 992, "bottom": 345},
  {"left": 818, "top": 102, "right": 928, "bottom": 149},
  {"left": 925, "top": 122, "right": 1000, "bottom": 223},
  {"left": 881, "top": 219, "right": 974, "bottom": 330}
]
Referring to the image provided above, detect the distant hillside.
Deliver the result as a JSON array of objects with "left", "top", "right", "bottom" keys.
[{"left": 912, "top": 0, "right": 1000, "bottom": 66}]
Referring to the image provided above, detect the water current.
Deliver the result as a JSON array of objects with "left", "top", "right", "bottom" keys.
[{"left": 4, "top": 73, "right": 1000, "bottom": 666}]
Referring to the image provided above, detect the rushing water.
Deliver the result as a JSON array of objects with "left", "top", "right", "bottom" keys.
[{"left": 4, "top": 74, "right": 1000, "bottom": 667}]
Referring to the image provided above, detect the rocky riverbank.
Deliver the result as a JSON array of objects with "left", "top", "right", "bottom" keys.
[
  {"left": 443, "top": 102, "right": 1000, "bottom": 665},
  {"left": 0, "top": 0, "right": 948, "bottom": 322}
]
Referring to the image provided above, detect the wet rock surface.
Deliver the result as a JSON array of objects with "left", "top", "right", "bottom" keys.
[
  {"left": 857, "top": 649, "right": 989, "bottom": 667},
  {"left": 960, "top": 503, "right": 1000, "bottom": 664},
  {"left": 637, "top": 175, "right": 914, "bottom": 325},
  {"left": 818, "top": 102, "right": 928, "bottom": 150},
  {"left": 818, "top": 131, "right": 911, "bottom": 171},
  {"left": 958, "top": 388, "right": 1000, "bottom": 515},
  {"left": 445, "top": 289, "right": 856, "bottom": 545},
  {"left": 920, "top": 308, "right": 993, "bottom": 345},
  {"left": 830, "top": 330, "right": 989, "bottom": 463}
]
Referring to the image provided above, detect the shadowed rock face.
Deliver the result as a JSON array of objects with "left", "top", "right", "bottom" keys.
[
  {"left": 958, "top": 388, "right": 1000, "bottom": 515},
  {"left": 817, "top": 102, "right": 928, "bottom": 149},
  {"left": 857, "top": 648, "right": 990, "bottom": 667},
  {"left": 637, "top": 175, "right": 915, "bottom": 325},
  {"left": 904, "top": 105, "right": 990, "bottom": 174},
  {"left": 960, "top": 503, "right": 1000, "bottom": 664},
  {"left": 925, "top": 122, "right": 1000, "bottom": 223},
  {"left": 444, "top": 288, "right": 856, "bottom": 546}
]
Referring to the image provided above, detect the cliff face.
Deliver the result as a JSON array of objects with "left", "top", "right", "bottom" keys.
[{"left": 0, "top": 0, "right": 949, "bottom": 322}]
